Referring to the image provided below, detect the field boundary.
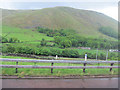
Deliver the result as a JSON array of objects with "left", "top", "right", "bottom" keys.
[
  {"left": 1, "top": 75, "right": 119, "bottom": 79},
  {"left": 1, "top": 58, "right": 119, "bottom": 73}
]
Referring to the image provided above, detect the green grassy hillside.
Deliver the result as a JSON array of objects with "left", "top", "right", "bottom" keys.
[
  {"left": 2, "top": 25, "right": 54, "bottom": 42},
  {"left": 2, "top": 7, "right": 118, "bottom": 40}
]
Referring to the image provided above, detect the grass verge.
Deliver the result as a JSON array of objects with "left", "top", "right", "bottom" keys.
[{"left": 1, "top": 56, "right": 118, "bottom": 77}]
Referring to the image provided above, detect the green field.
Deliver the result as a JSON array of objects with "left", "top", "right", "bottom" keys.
[{"left": 2, "top": 25, "right": 54, "bottom": 42}]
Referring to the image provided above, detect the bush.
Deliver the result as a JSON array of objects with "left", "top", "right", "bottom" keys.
[
  {"left": 49, "top": 48, "right": 62, "bottom": 56},
  {"left": 40, "top": 38, "right": 47, "bottom": 46},
  {"left": 39, "top": 48, "right": 51, "bottom": 56},
  {"left": 98, "top": 53, "right": 106, "bottom": 60},
  {"left": 86, "top": 53, "right": 96, "bottom": 59},
  {"left": 2, "top": 37, "right": 8, "bottom": 43},
  {"left": 2, "top": 46, "right": 8, "bottom": 53},
  {"left": 2, "top": 43, "right": 118, "bottom": 60},
  {"left": 7, "top": 45, "right": 15, "bottom": 53},
  {"left": 108, "top": 52, "right": 118, "bottom": 60},
  {"left": 8, "top": 37, "right": 20, "bottom": 43},
  {"left": 16, "top": 47, "right": 34, "bottom": 54},
  {"left": 62, "top": 49, "right": 79, "bottom": 58}
]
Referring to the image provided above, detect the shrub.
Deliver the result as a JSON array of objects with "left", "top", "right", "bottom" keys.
[
  {"left": 9, "top": 37, "right": 20, "bottom": 43},
  {"left": 62, "top": 49, "right": 79, "bottom": 58},
  {"left": 49, "top": 48, "right": 62, "bottom": 56},
  {"left": 40, "top": 38, "right": 47, "bottom": 46},
  {"left": 2, "top": 46, "right": 8, "bottom": 53},
  {"left": 99, "top": 53, "right": 106, "bottom": 60},
  {"left": 7, "top": 45, "right": 15, "bottom": 53},
  {"left": 2, "top": 37, "right": 8, "bottom": 43},
  {"left": 39, "top": 48, "right": 51, "bottom": 56},
  {"left": 16, "top": 47, "right": 34, "bottom": 54}
]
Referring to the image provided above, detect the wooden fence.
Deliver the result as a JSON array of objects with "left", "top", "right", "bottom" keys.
[{"left": 0, "top": 58, "right": 120, "bottom": 73}]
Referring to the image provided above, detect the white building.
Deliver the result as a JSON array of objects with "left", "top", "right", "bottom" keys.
[{"left": 109, "top": 49, "right": 118, "bottom": 52}]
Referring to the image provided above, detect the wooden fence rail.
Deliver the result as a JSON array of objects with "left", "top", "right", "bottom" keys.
[
  {"left": 0, "top": 58, "right": 120, "bottom": 73},
  {"left": 0, "top": 65, "right": 119, "bottom": 69},
  {"left": 0, "top": 58, "right": 119, "bottom": 63}
]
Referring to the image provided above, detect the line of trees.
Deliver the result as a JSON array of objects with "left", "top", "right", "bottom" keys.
[
  {"left": 37, "top": 27, "right": 118, "bottom": 49},
  {"left": 2, "top": 45, "right": 118, "bottom": 60},
  {"left": 1, "top": 36, "right": 20, "bottom": 43},
  {"left": 2, "top": 45, "right": 79, "bottom": 58},
  {"left": 54, "top": 36, "right": 118, "bottom": 49},
  {"left": 37, "top": 27, "right": 75, "bottom": 37}
]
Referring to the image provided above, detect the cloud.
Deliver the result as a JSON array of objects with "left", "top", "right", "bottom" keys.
[
  {"left": 0, "top": 2, "right": 118, "bottom": 21},
  {"left": 0, "top": 0, "right": 119, "bottom": 2},
  {"left": 96, "top": 7, "right": 118, "bottom": 20},
  {"left": 86, "top": 6, "right": 118, "bottom": 20},
  {"left": 0, "top": 2, "right": 16, "bottom": 9}
]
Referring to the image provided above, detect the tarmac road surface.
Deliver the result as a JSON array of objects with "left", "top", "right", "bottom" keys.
[{"left": 2, "top": 78, "right": 119, "bottom": 88}]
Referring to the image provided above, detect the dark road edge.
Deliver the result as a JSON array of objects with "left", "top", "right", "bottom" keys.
[{"left": 1, "top": 75, "right": 119, "bottom": 79}]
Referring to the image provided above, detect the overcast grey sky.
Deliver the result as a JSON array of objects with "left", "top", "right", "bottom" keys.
[
  {"left": 0, "top": 0, "right": 119, "bottom": 2},
  {"left": 0, "top": 0, "right": 119, "bottom": 20}
]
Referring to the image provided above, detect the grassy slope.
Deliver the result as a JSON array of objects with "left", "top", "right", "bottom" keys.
[
  {"left": 2, "top": 7, "right": 118, "bottom": 41},
  {"left": 2, "top": 25, "right": 54, "bottom": 42}
]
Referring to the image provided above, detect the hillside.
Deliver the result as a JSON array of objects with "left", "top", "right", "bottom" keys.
[
  {"left": 2, "top": 25, "right": 54, "bottom": 42},
  {"left": 2, "top": 7, "right": 118, "bottom": 40},
  {"left": 1, "top": 7, "right": 118, "bottom": 60}
]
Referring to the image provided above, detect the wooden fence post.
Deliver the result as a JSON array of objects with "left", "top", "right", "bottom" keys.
[
  {"left": 83, "top": 63, "right": 87, "bottom": 73},
  {"left": 110, "top": 63, "right": 114, "bottom": 72},
  {"left": 16, "top": 61, "right": 18, "bottom": 73},
  {"left": 51, "top": 62, "right": 54, "bottom": 74},
  {"left": 34, "top": 62, "right": 36, "bottom": 65}
]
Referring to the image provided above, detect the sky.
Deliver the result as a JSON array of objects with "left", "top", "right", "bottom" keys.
[{"left": 0, "top": 0, "right": 119, "bottom": 20}]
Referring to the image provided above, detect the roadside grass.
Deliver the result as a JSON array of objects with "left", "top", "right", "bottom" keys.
[
  {"left": 2, "top": 67, "right": 118, "bottom": 77},
  {"left": 1, "top": 56, "right": 118, "bottom": 77},
  {"left": 1, "top": 54, "right": 117, "bottom": 61}
]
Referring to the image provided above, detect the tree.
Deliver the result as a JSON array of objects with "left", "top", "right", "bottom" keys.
[
  {"left": 62, "top": 49, "right": 79, "bottom": 58},
  {"left": 59, "top": 39, "right": 72, "bottom": 48},
  {"left": 2, "top": 37, "right": 8, "bottom": 43},
  {"left": 40, "top": 38, "right": 47, "bottom": 46},
  {"left": 9, "top": 37, "right": 19, "bottom": 43},
  {"left": 54, "top": 36, "right": 61, "bottom": 44},
  {"left": 71, "top": 39, "right": 78, "bottom": 47},
  {"left": 7, "top": 45, "right": 15, "bottom": 53}
]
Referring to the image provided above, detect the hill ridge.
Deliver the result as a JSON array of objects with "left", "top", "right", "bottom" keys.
[{"left": 2, "top": 6, "right": 118, "bottom": 40}]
